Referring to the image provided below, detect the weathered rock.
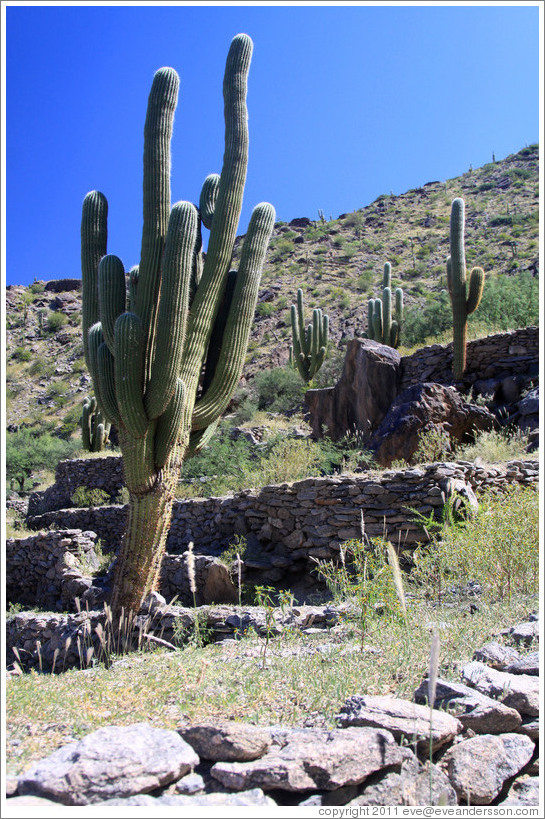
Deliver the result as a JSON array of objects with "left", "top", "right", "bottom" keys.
[
  {"left": 4, "top": 795, "right": 63, "bottom": 806},
  {"left": 414, "top": 677, "right": 522, "bottom": 734},
  {"left": 173, "top": 772, "right": 205, "bottom": 794},
  {"left": 202, "top": 559, "right": 239, "bottom": 605},
  {"left": 180, "top": 722, "right": 272, "bottom": 762},
  {"left": 499, "top": 777, "right": 540, "bottom": 806},
  {"left": 472, "top": 641, "right": 521, "bottom": 670},
  {"left": 506, "top": 652, "right": 539, "bottom": 676},
  {"left": 211, "top": 726, "right": 410, "bottom": 792},
  {"left": 508, "top": 620, "right": 539, "bottom": 646},
  {"left": 17, "top": 723, "right": 199, "bottom": 805},
  {"left": 368, "top": 382, "right": 496, "bottom": 467},
  {"left": 517, "top": 719, "right": 539, "bottom": 741},
  {"left": 305, "top": 339, "right": 401, "bottom": 441},
  {"left": 156, "top": 788, "right": 277, "bottom": 806},
  {"left": 439, "top": 734, "right": 535, "bottom": 804},
  {"left": 335, "top": 694, "right": 462, "bottom": 752},
  {"left": 348, "top": 758, "right": 457, "bottom": 806},
  {"left": 462, "top": 661, "right": 540, "bottom": 717}
]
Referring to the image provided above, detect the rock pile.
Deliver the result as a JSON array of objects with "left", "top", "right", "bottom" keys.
[{"left": 6, "top": 616, "right": 539, "bottom": 807}]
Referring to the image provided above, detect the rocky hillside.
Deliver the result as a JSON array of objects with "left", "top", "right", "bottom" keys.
[{"left": 5, "top": 144, "right": 539, "bottom": 436}]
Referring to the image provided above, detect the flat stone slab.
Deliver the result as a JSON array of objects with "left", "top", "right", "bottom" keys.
[
  {"left": 472, "top": 641, "right": 521, "bottom": 669},
  {"left": 518, "top": 718, "right": 539, "bottom": 741},
  {"left": 462, "top": 661, "right": 539, "bottom": 717},
  {"left": 211, "top": 726, "right": 411, "bottom": 792},
  {"left": 505, "top": 651, "right": 539, "bottom": 676},
  {"left": 336, "top": 694, "right": 462, "bottom": 752},
  {"left": 414, "top": 677, "right": 522, "bottom": 734},
  {"left": 180, "top": 721, "right": 272, "bottom": 761},
  {"left": 17, "top": 723, "right": 199, "bottom": 805},
  {"left": 439, "top": 733, "right": 535, "bottom": 805}
]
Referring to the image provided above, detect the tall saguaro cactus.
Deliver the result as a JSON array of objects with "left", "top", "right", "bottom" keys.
[
  {"left": 365, "top": 262, "right": 403, "bottom": 348},
  {"left": 81, "top": 34, "right": 275, "bottom": 614},
  {"left": 447, "top": 198, "right": 485, "bottom": 380},
  {"left": 290, "top": 288, "right": 329, "bottom": 383}
]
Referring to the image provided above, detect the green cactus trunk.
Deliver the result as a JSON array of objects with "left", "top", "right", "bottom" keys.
[
  {"left": 81, "top": 34, "right": 274, "bottom": 615},
  {"left": 447, "top": 198, "right": 485, "bottom": 380}
]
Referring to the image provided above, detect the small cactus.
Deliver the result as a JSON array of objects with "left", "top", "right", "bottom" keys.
[
  {"left": 290, "top": 288, "right": 329, "bottom": 383},
  {"left": 447, "top": 198, "right": 485, "bottom": 380},
  {"left": 364, "top": 262, "right": 403, "bottom": 348},
  {"left": 80, "top": 396, "right": 111, "bottom": 452}
]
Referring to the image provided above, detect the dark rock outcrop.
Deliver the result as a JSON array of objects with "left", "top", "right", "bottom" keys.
[
  {"left": 368, "top": 382, "right": 496, "bottom": 467},
  {"left": 305, "top": 339, "right": 401, "bottom": 441}
]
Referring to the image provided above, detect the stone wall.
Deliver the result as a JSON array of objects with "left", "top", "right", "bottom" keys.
[
  {"left": 26, "top": 327, "right": 538, "bottom": 517},
  {"left": 6, "top": 530, "right": 101, "bottom": 612},
  {"left": 399, "top": 326, "right": 538, "bottom": 391},
  {"left": 27, "top": 460, "right": 538, "bottom": 588},
  {"left": 27, "top": 456, "right": 125, "bottom": 517}
]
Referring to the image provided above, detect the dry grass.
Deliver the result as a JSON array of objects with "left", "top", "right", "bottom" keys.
[{"left": 5, "top": 595, "right": 534, "bottom": 777}]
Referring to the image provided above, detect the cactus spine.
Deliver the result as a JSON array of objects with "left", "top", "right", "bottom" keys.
[
  {"left": 447, "top": 198, "right": 485, "bottom": 380},
  {"left": 290, "top": 288, "right": 329, "bottom": 383},
  {"left": 365, "top": 262, "right": 403, "bottom": 348},
  {"left": 81, "top": 34, "right": 275, "bottom": 613},
  {"left": 81, "top": 396, "right": 111, "bottom": 452}
]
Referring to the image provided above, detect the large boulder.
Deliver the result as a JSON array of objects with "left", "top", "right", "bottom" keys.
[
  {"left": 368, "top": 382, "right": 496, "bottom": 466},
  {"left": 305, "top": 339, "right": 401, "bottom": 441}
]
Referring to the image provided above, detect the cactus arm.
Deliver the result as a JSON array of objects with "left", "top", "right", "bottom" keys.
[
  {"left": 200, "top": 269, "right": 238, "bottom": 397},
  {"left": 382, "top": 287, "right": 392, "bottom": 345},
  {"left": 98, "top": 254, "right": 126, "bottom": 354},
  {"left": 97, "top": 342, "right": 121, "bottom": 426},
  {"left": 367, "top": 299, "right": 375, "bottom": 340},
  {"left": 373, "top": 298, "right": 383, "bottom": 340},
  {"left": 154, "top": 378, "right": 186, "bottom": 469},
  {"left": 389, "top": 320, "right": 400, "bottom": 348},
  {"left": 81, "top": 191, "right": 108, "bottom": 370},
  {"left": 114, "top": 313, "right": 148, "bottom": 438},
  {"left": 186, "top": 419, "right": 220, "bottom": 459},
  {"left": 127, "top": 266, "right": 139, "bottom": 312},
  {"left": 144, "top": 201, "right": 198, "bottom": 420},
  {"left": 192, "top": 202, "right": 275, "bottom": 430},
  {"left": 135, "top": 67, "right": 180, "bottom": 381},
  {"left": 181, "top": 34, "right": 253, "bottom": 395},
  {"left": 81, "top": 398, "right": 92, "bottom": 450},
  {"left": 199, "top": 173, "right": 220, "bottom": 230},
  {"left": 466, "top": 266, "right": 485, "bottom": 315},
  {"left": 383, "top": 261, "right": 391, "bottom": 290},
  {"left": 297, "top": 288, "right": 306, "bottom": 352}
]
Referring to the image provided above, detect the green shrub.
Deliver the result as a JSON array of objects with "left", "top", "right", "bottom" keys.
[
  {"left": 11, "top": 347, "right": 32, "bottom": 362},
  {"left": 254, "top": 367, "right": 306, "bottom": 413},
  {"left": 410, "top": 485, "right": 539, "bottom": 603},
  {"left": 46, "top": 312, "right": 68, "bottom": 333},
  {"left": 71, "top": 486, "right": 111, "bottom": 507},
  {"left": 5, "top": 429, "right": 79, "bottom": 491}
]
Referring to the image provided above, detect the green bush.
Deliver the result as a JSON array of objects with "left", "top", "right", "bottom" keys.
[
  {"left": 253, "top": 367, "right": 306, "bottom": 413},
  {"left": 71, "top": 486, "right": 111, "bottom": 507},
  {"left": 46, "top": 311, "right": 68, "bottom": 333},
  {"left": 410, "top": 485, "right": 539, "bottom": 603},
  {"left": 6, "top": 429, "right": 80, "bottom": 491},
  {"left": 11, "top": 347, "right": 32, "bottom": 362},
  {"left": 469, "top": 270, "right": 538, "bottom": 332}
]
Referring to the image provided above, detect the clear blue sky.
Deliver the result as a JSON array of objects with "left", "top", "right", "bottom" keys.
[{"left": 4, "top": 2, "right": 541, "bottom": 287}]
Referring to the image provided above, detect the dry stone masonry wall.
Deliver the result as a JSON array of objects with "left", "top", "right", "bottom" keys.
[
  {"left": 399, "top": 326, "right": 538, "bottom": 391},
  {"left": 27, "top": 460, "right": 538, "bottom": 589}
]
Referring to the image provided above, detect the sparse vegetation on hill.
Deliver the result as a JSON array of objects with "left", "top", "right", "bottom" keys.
[{"left": 5, "top": 144, "right": 539, "bottom": 446}]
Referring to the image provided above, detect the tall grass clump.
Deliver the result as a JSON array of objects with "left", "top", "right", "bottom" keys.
[{"left": 410, "top": 485, "right": 538, "bottom": 604}]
